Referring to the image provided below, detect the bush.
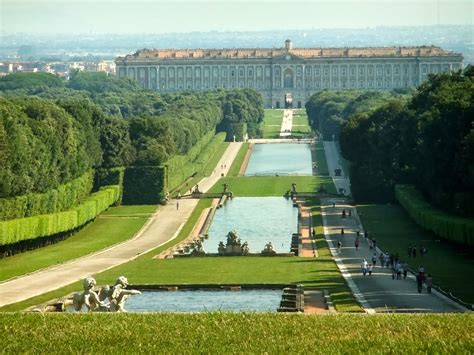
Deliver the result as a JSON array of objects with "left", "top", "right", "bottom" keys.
[
  {"left": 0, "top": 185, "right": 120, "bottom": 246},
  {"left": 0, "top": 170, "right": 94, "bottom": 221},
  {"left": 122, "top": 166, "right": 165, "bottom": 205},
  {"left": 395, "top": 185, "right": 474, "bottom": 246},
  {"left": 94, "top": 167, "right": 125, "bottom": 204}
]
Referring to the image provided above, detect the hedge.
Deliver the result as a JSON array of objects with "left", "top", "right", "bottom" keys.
[
  {"left": 0, "top": 170, "right": 94, "bottom": 221},
  {"left": 94, "top": 167, "right": 125, "bottom": 204},
  {"left": 164, "top": 131, "right": 226, "bottom": 192},
  {"left": 122, "top": 166, "right": 165, "bottom": 205},
  {"left": 0, "top": 185, "right": 120, "bottom": 246},
  {"left": 395, "top": 185, "right": 474, "bottom": 247}
]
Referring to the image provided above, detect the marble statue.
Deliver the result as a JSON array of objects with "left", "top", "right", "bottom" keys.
[
  {"left": 107, "top": 276, "right": 141, "bottom": 312},
  {"left": 261, "top": 242, "right": 277, "bottom": 256},
  {"left": 72, "top": 277, "right": 105, "bottom": 312}
]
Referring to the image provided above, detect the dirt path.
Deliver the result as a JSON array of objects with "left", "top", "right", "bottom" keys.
[{"left": 0, "top": 143, "right": 242, "bottom": 308}]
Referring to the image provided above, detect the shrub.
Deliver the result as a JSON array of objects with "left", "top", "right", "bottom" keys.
[{"left": 395, "top": 185, "right": 474, "bottom": 246}]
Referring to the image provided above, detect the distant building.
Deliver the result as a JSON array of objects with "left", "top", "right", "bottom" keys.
[{"left": 117, "top": 39, "right": 462, "bottom": 107}]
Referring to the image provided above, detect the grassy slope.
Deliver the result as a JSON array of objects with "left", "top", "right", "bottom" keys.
[
  {"left": 315, "top": 141, "right": 329, "bottom": 175},
  {"left": 227, "top": 143, "right": 249, "bottom": 177},
  {"left": 261, "top": 109, "right": 283, "bottom": 138},
  {"left": 291, "top": 109, "right": 311, "bottom": 137},
  {"left": 208, "top": 176, "right": 337, "bottom": 196},
  {"left": 1, "top": 313, "right": 472, "bottom": 353},
  {"left": 358, "top": 204, "right": 474, "bottom": 304},
  {"left": 0, "top": 206, "right": 155, "bottom": 282}
]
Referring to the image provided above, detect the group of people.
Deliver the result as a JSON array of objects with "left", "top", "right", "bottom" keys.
[{"left": 408, "top": 244, "right": 428, "bottom": 258}]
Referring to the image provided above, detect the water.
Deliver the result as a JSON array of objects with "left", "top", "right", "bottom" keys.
[
  {"left": 245, "top": 143, "right": 313, "bottom": 176},
  {"left": 120, "top": 289, "right": 282, "bottom": 312},
  {"left": 204, "top": 197, "right": 298, "bottom": 253}
]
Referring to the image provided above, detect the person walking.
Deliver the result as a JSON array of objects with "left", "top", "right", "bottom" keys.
[
  {"left": 403, "top": 263, "right": 408, "bottom": 279},
  {"left": 368, "top": 264, "right": 373, "bottom": 276},
  {"left": 371, "top": 252, "right": 377, "bottom": 267},
  {"left": 354, "top": 238, "right": 360, "bottom": 251},
  {"left": 361, "top": 259, "right": 368, "bottom": 276},
  {"left": 176, "top": 200, "right": 180, "bottom": 210},
  {"left": 426, "top": 274, "right": 433, "bottom": 293},
  {"left": 416, "top": 273, "right": 423, "bottom": 293},
  {"left": 408, "top": 244, "right": 412, "bottom": 258}
]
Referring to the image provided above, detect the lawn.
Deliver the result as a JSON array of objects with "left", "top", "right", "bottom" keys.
[
  {"left": 227, "top": 143, "right": 249, "bottom": 177},
  {"left": 291, "top": 109, "right": 312, "bottom": 137},
  {"left": 261, "top": 109, "right": 283, "bottom": 138},
  {"left": 0, "top": 205, "right": 154, "bottom": 282},
  {"left": 175, "top": 142, "right": 230, "bottom": 196},
  {"left": 1, "top": 313, "right": 472, "bottom": 353},
  {"left": 208, "top": 176, "right": 337, "bottom": 196},
  {"left": 100, "top": 205, "right": 157, "bottom": 216},
  {"left": 358, "top": 204, "right": 474, "bottom": 304},
  {"left": 314, "top": 141, "right": 329, "bottom": 175}
]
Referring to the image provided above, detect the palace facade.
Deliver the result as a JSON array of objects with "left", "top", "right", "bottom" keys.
[{"left": 115, "top": 40, "right": 463, "bottom": 108}]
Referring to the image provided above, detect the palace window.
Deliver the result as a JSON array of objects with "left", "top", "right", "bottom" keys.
[
  {"left": 324, "top": 68, "right": 329, "bottom": 76},
  {"left": 222, "top": 68, "right": 227, "bottom": 77},
  {"left": 377, "top": 67, "right": 382, "bottom": 75},
  {"left": 341, "top": 67, "right": 346, "bottom": 76},
  {"left": 248, "top": 68, "right": 253, "bottom": 76},
  {"left": 350, "top": 67, "right": 355, "bottom": 76},
  {"left": 359, "top": 67, "right": 364, "bottom": 75},
  {"left": 231, "top": 69, "right": 235, "bottom": 77},
  {"left": 239, "top": 69, "right": 244, "bottom": 77},
  {"left": 315, "top": 67, "right": 321, "bottom": 76},
  {"left": 305, "top": 67, "right": 311, "bottom": 75},
  {"left": 296, "top": 67, "right": 302, "bottom": 76}
]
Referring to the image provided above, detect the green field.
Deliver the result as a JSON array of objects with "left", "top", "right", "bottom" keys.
[
  {"left": 314, "top": 141, "right": 329, "bottom": 175},
  {"left": 0, "top": 205, "right": 154, "bottom": 282},
  {"left": 1, "top": 313, "right": 472, "bottom": 353},
  {"left": 291, "top": 109, "right": 312, "bottom": 137},
  {"left": 208, "top": 176, "right": 337, "bottom": 196},
  {"left": 261, "top": 109, "right": 283, "bottom": 138},
  {"left": 227, "top": 143, "right": 249, "bottom": 177},
  {"left": 358, "top": 204, "right": 474, "bottom": 304}
]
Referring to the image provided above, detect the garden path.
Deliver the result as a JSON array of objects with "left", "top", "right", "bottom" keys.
[
  {"left": 321, "top": 141, "right": 466, "bottom": 313},
  {"left": 0, "top": 143, "right": 242, "bottom": 308},
  {"left": 323, "top": 141, "right": 351, "bottom": 196},
  {"left": 279, "top": 109, "right": 293, "bottom": 137}
]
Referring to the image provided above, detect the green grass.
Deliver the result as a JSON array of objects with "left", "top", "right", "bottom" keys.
[
  {"left": 261, "top": 109, "right": 283, "bottom": 138},
  {"left": 0, "top": 199, "right": 213, "bottom": 312},
  {"left": 208, "top": 176, "right": 337, "bottom": 196},
  {"left": 174, "top": 142, "right": 230, "bottom": 196},
  {"left": 358, "top": 204, "right": 474, "bottom": 304},
  {"left": 0, "top": 206, "right": 153, "bottom": 282},
  {"left": 1, "top": 313, "right": 472, "bottom": 353},
  {"left": 101, "top": 205, "right": 156, "bottom": 216},
  {"left": 314, "top": 141, "right": 329, "bottom": 175},
  {"left": 291, "top": 109, "right": 312, "bottom": 137},
  {"left": 227, "top": 143, "right": 249, "bottom": 177}
]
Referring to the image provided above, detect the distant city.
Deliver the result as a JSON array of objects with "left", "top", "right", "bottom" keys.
[{"left": 1, "top": 25, "right": 472, "bottom": 77}]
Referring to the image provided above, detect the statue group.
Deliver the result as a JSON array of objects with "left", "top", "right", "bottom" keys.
[
  {"left": 218, "top": 230, "right": 249, "bottom": 255},
  {"left": 73, "top": 276, "right": 141, "bottom": 312}
]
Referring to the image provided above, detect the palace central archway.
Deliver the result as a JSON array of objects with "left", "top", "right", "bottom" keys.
[{"left": 283, "top": 68, "right": 293, "bottom": 89}]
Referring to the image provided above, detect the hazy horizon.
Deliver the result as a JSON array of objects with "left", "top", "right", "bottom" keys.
[{"left": 1, "top": 0, "right": 472, "bottom": 34}]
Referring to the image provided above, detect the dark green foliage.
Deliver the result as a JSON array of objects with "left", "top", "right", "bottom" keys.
[
  {"left": 94, "top": 168, "right": 125, "bottom": 204},
  {"left": 218, "top": 89, "right": 264, "bottom": 140},
  {"left": 340, "top": 72, "right": 473, "bottom": 217},
  {"left": 67, "top": 70, "right": 140, "bottom": 95},
  {"left": 396, "top": 185, "right": 474, "bottom": 246},
  {"left": 0, "top": 186, "right": 120, "bottom": 246},
  {"left": 305, "top": 90, "right": 409, "bottom": 140},
  {"left": 0, "top": 170, "right": 93, "bottom": 221},
  {"left": 122, "top": 166, "right": 165, "bottom": 205},
  {"left": 0, "top": 97, "right": 100, "bottom": 197},
  {"left": 0, "top": 72, "right": 64, "bottom": 91}
]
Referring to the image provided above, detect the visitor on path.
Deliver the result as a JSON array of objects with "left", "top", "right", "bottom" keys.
[
  {"left": 384, "top": 253, "right": 390, "bottom": 268},
  {"left": 354, "top": 238, "right": 360, "bottom": 250},
  {"left": 408, "top": 244, "right": 412, "bottom": 258},
  {"left": 368, "top": 264, "right": 373, "bottom": 276},
  {"left": 356, "top": 229, "right": 360, "bottom": 238},
  {"left": 412, "top": 247, "right": 417, "bottom": 258},
  {"left": 348, "top": 209, "right": 352, "bottom": 217},
  {"left": 341, "top": 228, "right": 345, "bottom": 236},
  {"left": 369, "top": 240, "right": 374, "bottom": 250},
  {"left": 364, "top": 231, "right": 369, "bottom": 240},
  {"left": 426, "top": 274, "right": 433, "bottom": 293},
  {"left": 403, "top": 263, "right": 408, "bottom": 279},
  {"left": 372, "top": 239, "right": 377, "bottom": 250},
  {"left": 337, "top": 241, "right": 342, "bottom": 251},
  {"left": 176, "top": 200, "right": 179, "bottom": 210},
  {"left": 418, "top": 265, "right": 425, "bottom": 278},
  {"left": 371, "top": 253, "right": 377, "bottom": 267},
  {"left": 333, "top": 202, "right": 336, "bottom": 208},
  {"left": 342, "top": 210, "right": 346, "bottom": 218},
  {"left": 312, "top": 229, "right": 316, "bottom": 239},
  {"left": 361, "top": 259, "right": 369, "bottom": 276},
  {"left": 416, "top": 273, "right": 424, "bottom": 293}
]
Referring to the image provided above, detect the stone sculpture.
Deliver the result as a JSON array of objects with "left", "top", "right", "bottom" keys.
[
  {"left": 72, "top": 276, "right": 104, "bottom": 312},
  {"left": 261, "top": 242, "right": 277, "bottom": 256},
  {"left": 108, "top": 276, "right": 141, "bottom": 312},
  {"left": 191, "top": 239, "right": 206, "bottom": 256}
]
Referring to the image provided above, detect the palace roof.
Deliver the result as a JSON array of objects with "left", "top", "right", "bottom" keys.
[{"left": 117, "top": 45, "right": 459, "bottom": 62}]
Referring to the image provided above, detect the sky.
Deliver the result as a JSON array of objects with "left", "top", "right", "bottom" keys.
[{"left": 1, "top": 0, "right": 473, "bottom": 34}]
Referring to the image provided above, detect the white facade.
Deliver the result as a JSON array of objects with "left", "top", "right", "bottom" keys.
[{"left": 116, "top": 41, "right": 463, "bottom": 108}]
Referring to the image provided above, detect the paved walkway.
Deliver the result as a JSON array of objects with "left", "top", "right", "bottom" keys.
[
  {"left": 321, "top": 141, "right": 465, "bottom": 313},
  {"left": 0, "top": 143, "right": 242, "bottom": 308},
  {"left": 279, "top": 109, "right": 293, "bottom": 137},
  {"left": 323, "top": 141, "right": 351, "bottom": 196}
]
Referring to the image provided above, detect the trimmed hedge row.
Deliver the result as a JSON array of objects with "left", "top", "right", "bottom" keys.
[
  {"left": 122, "top": 166, "right": 165, "bottom": 205},
  {"left": 395, "top": 185, "right": 474, "bottom": 246},
  {"left": 0, "top": 185, "right": 120, "bottom": 246},
  {"left": 164, "top": 131, "right": 226, "bottom": 192},
  {"left": 94, "top": 167, "right": 125, "bottom": 204},
  {"left": 0, "top": 170, "right": 94, "bottom": 222}
]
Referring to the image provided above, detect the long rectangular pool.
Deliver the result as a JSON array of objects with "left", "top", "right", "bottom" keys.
[
  {"left": 122, "top": 289, "right": 282, "bottom": 312},
  {"left": 203, "top": 197, "right": 298, "bottom": 254},
  {"left": 245, "top": 143, "right": 313, "bottom": 176}
]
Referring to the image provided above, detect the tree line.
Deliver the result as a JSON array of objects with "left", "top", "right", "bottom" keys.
[
  {"left": 0, "top": 71, "right": 264, "bottom": 200},
  {"left": 339, "top": 70, "right": 473, "bottom": 217}
]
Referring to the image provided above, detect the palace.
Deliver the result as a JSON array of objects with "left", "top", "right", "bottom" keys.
[{"left": 115, "top": 40, "right": 463, "bottom": 108}]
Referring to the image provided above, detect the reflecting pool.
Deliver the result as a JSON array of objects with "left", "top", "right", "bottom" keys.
[
  {"left": 119, "top": 289, "right": 282, "bottom": 312},
  {"left": 204, "top": 197, "right": 298, "bottom": 253},
  {"left": 245, "top": 143, "right": 312, "bottom": 176}
]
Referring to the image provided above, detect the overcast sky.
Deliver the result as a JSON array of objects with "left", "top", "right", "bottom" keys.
[{"left": 1, "top": 0, "right": 473, "bottom": 34}]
